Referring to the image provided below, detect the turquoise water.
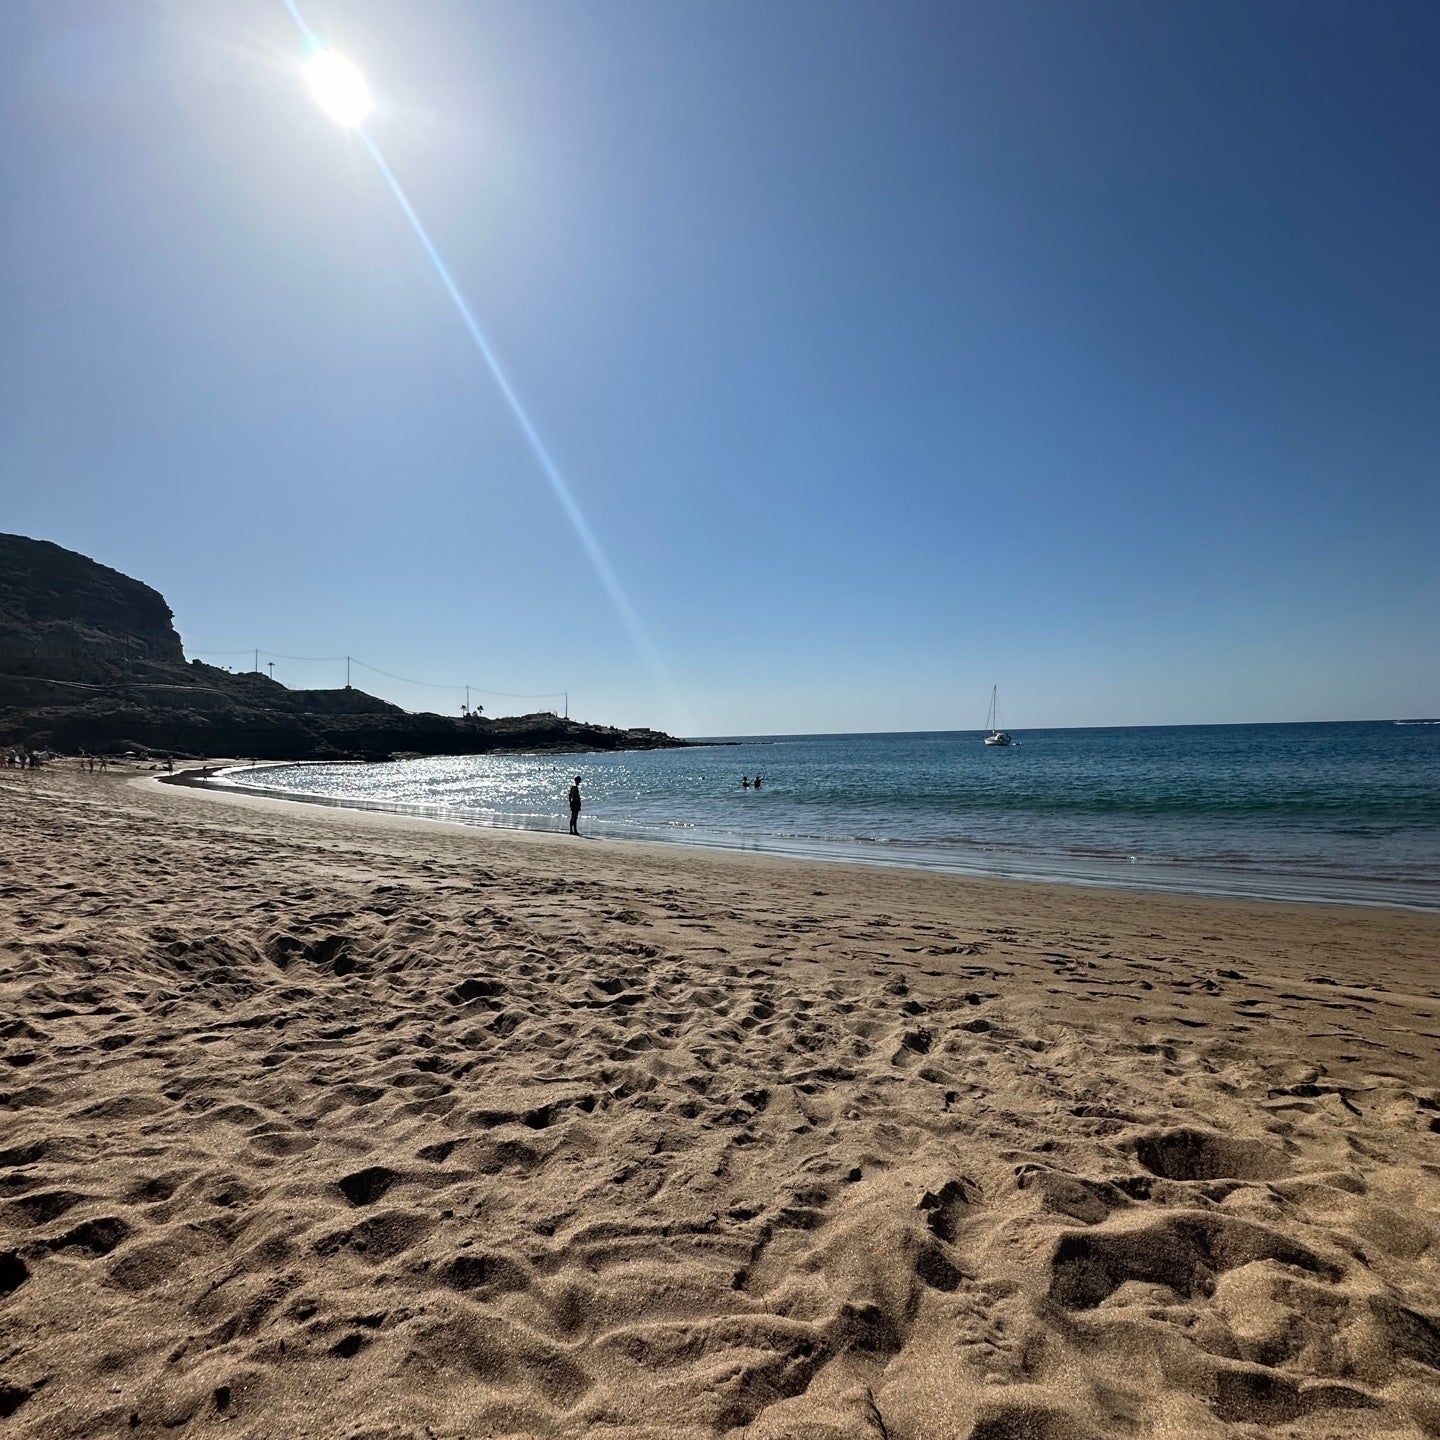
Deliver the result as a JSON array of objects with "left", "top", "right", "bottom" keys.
[{"left": 215, "top": 721, "right": 1440, "bottom": 908}]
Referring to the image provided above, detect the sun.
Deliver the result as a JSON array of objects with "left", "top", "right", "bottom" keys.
[{"left": 303, "top": 50, "right": 373, "bottom": 128}]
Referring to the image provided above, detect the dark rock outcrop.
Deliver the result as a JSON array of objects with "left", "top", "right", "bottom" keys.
[
  {"left": 0, "top": 533, "right": 183, "bottom": 677},
  {"left": 0, "top": 534, "right": 687, "bottom": 759}
]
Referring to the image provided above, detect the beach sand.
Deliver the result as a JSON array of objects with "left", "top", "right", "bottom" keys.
[{"left": 2, "top": 763, "right": 1437, "bottom": 1439}]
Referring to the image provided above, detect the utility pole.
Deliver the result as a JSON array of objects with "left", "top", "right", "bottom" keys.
[
  {"left": 465, "top": 685, "right": 470, "bottom": 717},
  {"left": 345, "top": 656, "right": 351, "bottom": 689},
  {"left": 253, "top": 648, "right": 259, "bottom": 674},
  {"left": 564, "top": 691, "right": 568, "bottom": 719}
]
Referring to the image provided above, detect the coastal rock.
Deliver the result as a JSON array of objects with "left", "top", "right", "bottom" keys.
[
  {"left": 0, "top": 532, "right": 183, "bottom": 674},
  {"left": 0, "top": 534, "right": 686, "bottom": 758}
]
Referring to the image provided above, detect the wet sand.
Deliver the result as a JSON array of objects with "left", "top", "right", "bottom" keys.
[{"left": 2, "top": 762, "right": 1437, "bottom": 1438}]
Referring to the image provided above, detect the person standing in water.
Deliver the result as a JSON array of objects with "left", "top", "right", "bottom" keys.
[{"left": 567, "top": 776, "right": 583, "bottom": 835}]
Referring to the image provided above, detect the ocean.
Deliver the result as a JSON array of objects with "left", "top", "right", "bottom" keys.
[{"left": 212, "top": 721, "right": 1440, "bottom": 909}]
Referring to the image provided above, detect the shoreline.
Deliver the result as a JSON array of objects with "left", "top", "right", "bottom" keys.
[{"left": 179, "top": 759, "right": 1440, "bottom": 915}]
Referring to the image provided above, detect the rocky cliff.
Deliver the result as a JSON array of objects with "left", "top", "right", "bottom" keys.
[
  {"left": 0, "top": 533, "right": 184, "bottom": 679},
  {"left": 0, "top": 534, "right": 687, "bottom": 759}
]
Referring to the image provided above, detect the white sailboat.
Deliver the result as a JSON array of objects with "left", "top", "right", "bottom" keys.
[{"left": 983, "top": 685, "right": 1012, "bottom": 746}]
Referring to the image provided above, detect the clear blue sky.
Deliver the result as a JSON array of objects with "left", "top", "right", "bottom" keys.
[{"left": 3, "top": 1, "right": 1436, "bottom": 733}]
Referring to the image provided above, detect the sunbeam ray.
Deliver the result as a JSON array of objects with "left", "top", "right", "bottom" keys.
[
  {"left": 283, "top": 3, "right": 674, "bottom": 705},
  {"left": 353, "top": 132, "right": 671, "bottom": 689}
]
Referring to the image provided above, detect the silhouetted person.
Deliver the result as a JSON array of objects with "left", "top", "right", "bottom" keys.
[
  {"left": 754, "top": 774, "right": 763, "bottom": 790},
  {"left": 568, "top": 776, "right": 582, "bottom": 835},
  {"left": 742, "top": 776, "right": 751, "bottom": 789}
]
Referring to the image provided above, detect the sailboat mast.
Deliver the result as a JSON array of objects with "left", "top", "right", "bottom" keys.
[{"left": 982, "top": 683, "right": 1012, "bottom": 744}]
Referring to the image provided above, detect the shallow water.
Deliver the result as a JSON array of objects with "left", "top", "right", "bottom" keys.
[{"left": 215, "top": 721, "right": 1440, "bottom": 908}]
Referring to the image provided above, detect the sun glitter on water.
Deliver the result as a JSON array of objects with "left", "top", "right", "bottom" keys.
[{"left": 303, "top": 50, "right": 373, "bottom": 128}]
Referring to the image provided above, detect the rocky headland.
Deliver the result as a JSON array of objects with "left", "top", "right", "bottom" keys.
[{"left": 0, "top": 534, "right": 686, "bottom": 759}]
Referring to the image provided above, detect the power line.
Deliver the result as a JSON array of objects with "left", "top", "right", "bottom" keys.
[
  {"left": 349, "top": 657, "right": 563, "bottom": 701},
  {"left": 188, "top": 649, "right": 566, "bottom": 705},
  {"left": 348, "top": 658, "right": 475, "bottom": 691},
  {"left": 192, "top": 649, "right": 346, "bottom": 663}
]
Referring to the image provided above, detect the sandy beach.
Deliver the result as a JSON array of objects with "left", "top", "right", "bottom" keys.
[{"left": 2, "top": 763, "right": 1437, "bottom": 1439}]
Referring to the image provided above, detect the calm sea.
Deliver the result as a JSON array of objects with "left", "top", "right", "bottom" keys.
[{"left": 214, "top": 721, "right": 1440, "bottom": 909}]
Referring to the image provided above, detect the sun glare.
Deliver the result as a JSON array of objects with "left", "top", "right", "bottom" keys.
[{"left": 304, "top": 50, "right": 372, "bottom": 128}]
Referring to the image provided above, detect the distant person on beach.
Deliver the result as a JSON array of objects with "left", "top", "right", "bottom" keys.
[{"left": 568, "top": 776, "right": 583, "bottom": 835}]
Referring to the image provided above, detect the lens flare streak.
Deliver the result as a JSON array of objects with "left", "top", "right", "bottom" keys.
[
  {"left": 355, "top": 133, "right": 668, "bottom": 684},
  {"left": 284, "top": 0, "right": 670, "bottom": 693}
]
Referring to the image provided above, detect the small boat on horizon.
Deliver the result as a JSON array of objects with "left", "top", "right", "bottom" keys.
[{"left": 983, "top": 686, "right": 1013, "bottom": 746}]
